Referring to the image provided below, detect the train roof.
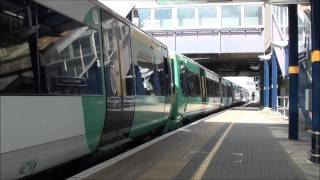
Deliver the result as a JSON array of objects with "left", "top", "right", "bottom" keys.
[
  {"left": 89, "top": 0, "right": 168, "bottom": 50},
  {"left": 35, "top": 0, "right": 247, "bottom": 91}
]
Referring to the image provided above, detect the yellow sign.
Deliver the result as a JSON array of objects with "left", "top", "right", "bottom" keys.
[
  {"left": 289, "top": 66, "right": 299, "bottom": 74},
  {"left": 311, "top": 50, "right": 320, "bottom": 62}
]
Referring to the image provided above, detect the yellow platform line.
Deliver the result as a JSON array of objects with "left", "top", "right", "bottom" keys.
[{"left": 191, "top": 123, "right": 234, "bottom": 180}]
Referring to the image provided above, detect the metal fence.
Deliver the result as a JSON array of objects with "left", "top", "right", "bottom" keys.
[{"left": 277, "top": 96, "right": 289, "bottom": 119}]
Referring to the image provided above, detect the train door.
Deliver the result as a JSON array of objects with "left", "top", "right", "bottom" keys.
[
  {"left": 221, "top": 79, "right": 227, "bottom": 107},
  {"left": 162, "top": 47, "right": 172, "bottom": 118},
  {"left": 99, "top": 11, "right": 135, "bottom": 146},
  {"left": 179, "top": 59, "right": 188, "bottom": 114},
  {"left": 200, "top": 69, "right": 207, "bottom": 111}
]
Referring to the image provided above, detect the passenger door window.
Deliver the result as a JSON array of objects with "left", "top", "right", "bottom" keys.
[
  {"left": 161, "top": 47, "right": 170, "bottom": 96},
  {"left": 102, "top": 17, "right": 121, "bottom": 97},
  {"left": 131, "top": 32, "right": 162, "bottom": 96},
  {"left": 132, "top": 46, "right": 156, "bottom": 95}
]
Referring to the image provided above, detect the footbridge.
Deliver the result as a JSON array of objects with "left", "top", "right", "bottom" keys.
[{"left": 132, "top": 2, "right": 266, "bottom": 76}]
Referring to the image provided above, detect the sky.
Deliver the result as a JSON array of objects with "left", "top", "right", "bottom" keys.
[{"left": 224, "top": 76, "right": 258, "bottom": 91}]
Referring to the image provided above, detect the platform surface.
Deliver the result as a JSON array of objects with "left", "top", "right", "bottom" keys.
[{"left": 69, "top": 104, "right": 320, "bottom": 180}]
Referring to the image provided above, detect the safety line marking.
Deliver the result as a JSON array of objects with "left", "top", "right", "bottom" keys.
[
  {"left": 69, "top": 103, "right": 251, "bottom": 180},
  {"left": 288, "top": 66, "right": 299, "bottom": 74},
  {"left": 68, "top": 109, "right": 231, "bottom": 180},
  {"left": 311, "top": 50, "right": 320, "bottom": 62},
  {"left": 191, "top": 122, "right": 234, "bottom": 180}
]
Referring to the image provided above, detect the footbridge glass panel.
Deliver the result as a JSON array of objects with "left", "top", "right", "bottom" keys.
[
  {"left": 136, "top": 3, "right": 263, "bottom": 30},
  {"left": 134, "top": 3, "right": 264, "bottom": 54},
  {"left": 244, "top": 5, "right": 263, "bottom": 26},
  {"left": 154, "top": 8, "right": 173, "bottom": 28},
  {"left": 198, "top": 6, "right": 219, "bottom": 27},
  {"left": 221, "top": 5, "right": 241, "bottom": 27},
  {"left": 177, "top": 7, "right": 196, "bottom": 28}
]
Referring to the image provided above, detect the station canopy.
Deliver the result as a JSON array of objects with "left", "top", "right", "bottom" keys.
[
  {"left": 156, "top": 0, "right": 309, "bottom": 5},
  {"left": 100, "top": 0, "right": 310, "bottom": 15}
]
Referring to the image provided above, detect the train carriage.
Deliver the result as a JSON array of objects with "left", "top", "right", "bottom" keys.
[
  {"left": 232, "top": 84, "right": 243, "bottom": 104},
  {"left": 1, "top": 1, "right": 107, "bottom": 179},
  {"left": 0, "top": 0, "right": 249, "bottom": 179},
  {"left": 203, "top": 68, "right": 222, "bottom": 114},
  {"left": 178, "top": 54, "right": 203, "bottom": 119},
  {"left": 221, "top": 78, "right": 233, "bottom": 107}
]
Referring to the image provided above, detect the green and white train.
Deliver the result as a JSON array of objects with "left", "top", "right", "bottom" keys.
[{"left": 0, "top": 0, "right": 249, "bottom": 179}]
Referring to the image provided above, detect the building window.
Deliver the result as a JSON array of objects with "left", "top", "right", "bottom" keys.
[
  {"left": 154, "top": 8, "right": 172, "bottom": 28},
  {"left": 198, "top": 6, "right": 218, "bottom": 27},
  {"left": 244, "top": 5, "right": 263, "bottom": 26},
  {"left": 177, "top": 7, "right": 196, "bottom": 27},
  {"left": 221, "top": 5, "right": 241, "bottom": 27}
]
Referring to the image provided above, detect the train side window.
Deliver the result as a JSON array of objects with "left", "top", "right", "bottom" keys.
[
  {"left": 0, "top": 1, "right": 102, "bottom": 95},
  {"left": 102, "top": 12, "right": 122, "bottom": 97},
  {"left": 227, "top": 86, "right": 232, "bottom": 97},
  {"left": 0, "top": 1, "right": 38, "bottom": 94},
  {"left": 212, "top": 81, "right": 216, "bottom": 97},
  {"left": 131, "top": 28, "right": 165, "bottom": 96},
  {"left": 222, "top": 84, "right": 225, "bottom": 96},
  {"left": 194, "top": 73, "right": 201, "bottom": 97},
  {"left": 170, "top": 59, "right": 175, "bottom": 94},
  {"left": 102, "top": 11, "right": 134, "bottom": 98},
  {"left": 180, "top": 65, "right": 188, "bottom": 96},
  {"left": 37, "top": 5, "right": 102, "bottom": 95},
  {"left": 210, "top": 80, "right": 214, "bottom": 97},
  {"left": 226, "top": 86, "right": 229, "bottom": 97},
  {"left": 131, "top": 46, "right": 155, "bottom": 95},
  {"left": 207, "top": 78, "right": 213, "bottom": 97},
  {"left": 153, "top": 46, "right": 164, "bottom": 96},
  {"left": 213, "top": 81, "right": 218, "bottom": 97},
  {"left": 206, "top": 78, "right": 210, "bottom": 97},
  {"left": 162, "top": 57, "right": 169, "bottom": 95},
  {"left": 118, "top": 24, "right": 134, "bottom": 96},
  {"left": 187, "top": 75, "right": 192, "bottom": 96},
  {"left": 211, "top": 80, "right": 215, "bottom": 97},
  {"left": 161, "top": 47, "right": 170, "bottom": 96}
]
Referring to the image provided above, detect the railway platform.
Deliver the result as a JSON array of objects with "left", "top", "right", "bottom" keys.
[{"left": 69, "top": 103, "right": 320, "bottom": 180}]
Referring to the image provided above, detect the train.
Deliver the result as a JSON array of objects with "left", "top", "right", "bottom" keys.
[{"left": 0, "top": 0, "right": 249, "bottom": 179}]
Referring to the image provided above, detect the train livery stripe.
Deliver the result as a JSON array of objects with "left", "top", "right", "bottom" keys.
[
  {"left": 81, "top": 96, "right": 106, "bottom": 152},
  {"left": 81, "top": 7, "right": 106, "bottom": 152}
]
